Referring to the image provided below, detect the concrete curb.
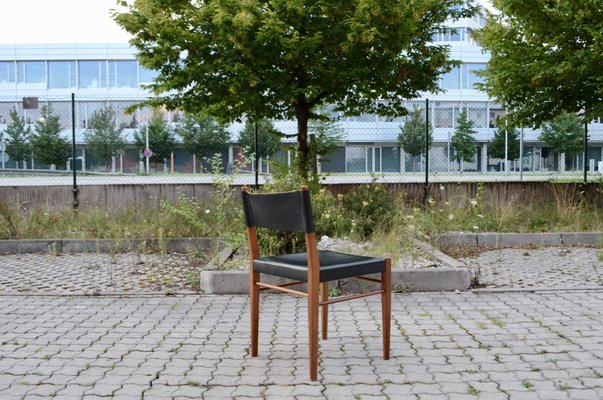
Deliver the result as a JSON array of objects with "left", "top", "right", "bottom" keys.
[
  {"left": 0, "top": 238, "right": 217, "bottom": 255},
  {"left": 199, "top": 267, "right": 472, "bottom": 294},
  {"left": 436, "top": 231, "right": 603, "bottom": 249},
  {"left": 199, "top": 238, "right": 474, "bottom": 294}
]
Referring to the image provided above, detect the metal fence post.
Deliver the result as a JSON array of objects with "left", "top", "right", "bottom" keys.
[
  {"left": 71, "top": 93, "right": 79, "bottom": 209},
  {"left": 424, "top": 98, "right": 429, "bottom": 205}
]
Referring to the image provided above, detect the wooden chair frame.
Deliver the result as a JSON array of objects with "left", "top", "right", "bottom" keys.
[{"left": 243, "top": 186, "right": 391, "bottom": 381}]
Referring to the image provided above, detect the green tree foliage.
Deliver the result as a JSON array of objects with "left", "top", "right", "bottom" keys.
[
  {"left": 309, "top": 117, "right": 345, "bottom": 159},
  {"left": 30, "top": 105, "right": 70, "bottom": 168},
  {"left": 114, "top": 0, "right": 475, "bottom": 178},
  {"left": 488, "top": 124, "right": 520, "bottom": 161},
  {"left": 451, "top": 109, "right": 477, "bottom": 171},
  {"left": 134, "top": 111, "right": 175, "bottom": 166},
  {"left": 398, "top": 106, "right": 433, "bottom": 171},
  {"left": 4, "top": 109, "right": 31, "bottom": 166},
  {"left": 539, "top": 113, "right": 583, "bottom": 157},
  {"left": 177, "top": 113, "right": 230, "bottom": 171},
  {"left": 474, "top": 1, "right": 603, "bottom": 125},
  {"left": 238, "top": 119, "right": 281, "bottom": 160},
  {"left": 83, "top": 107, "right": 125, "bottom": 169}
]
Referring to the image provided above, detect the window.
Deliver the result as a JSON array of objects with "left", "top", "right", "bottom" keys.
[
  {"left": 467, "top": 102, "right": 487, "bottom": 128},
  {"left": 346, "top": 147, "right": 366, "bottom": 173},
  {"left": 489, "top": 108, "right": 505, "bottom": 128},
  {"left": 48, "top": 61, "right": 76, "bottom": 88},
  {"left": 461, "top": 63, "right": 486, "bottom": 89},
  {"left": 139, "top": 66, "right": 159, "bottom": 83},
  {"left": 0, "top": 62, "right": 15, "bottom": 83},
  {"left": 382, "top": 147, "right": 400, "bottom": 172},
  {"left": 17, "top": 61, "right": 45, "bottom": 83},
  {"left": 79, "top": 61, "right": 107, "bottom": 88},
  {"left": 433, "top": 102, "right": 454, "bottom": 128},
  {"left": 109, "top": 61, "right": 137, "bottom": 88},
  {"left": 440, "top": 66, "right": 460, "bottom": 90}
]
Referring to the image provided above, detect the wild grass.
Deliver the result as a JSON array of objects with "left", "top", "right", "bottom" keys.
[{"left": 2, "top": 175, "right": 603, "bottom": 253}]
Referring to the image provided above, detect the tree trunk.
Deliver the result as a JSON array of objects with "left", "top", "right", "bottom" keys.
[{"left": 295, "top": 95, "right": 310, "bottom": 180}]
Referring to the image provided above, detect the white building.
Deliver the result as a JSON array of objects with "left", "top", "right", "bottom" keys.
[{"left": 0, "top": 6, "right": 601, "bottom": 174}]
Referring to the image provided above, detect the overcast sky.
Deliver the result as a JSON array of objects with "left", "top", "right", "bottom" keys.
[
  {"left": 0, "top": 0, "right": 495, "bottom": 45},
  {"left": 0, "top": 0, "right": 132, "bottom": 44}
]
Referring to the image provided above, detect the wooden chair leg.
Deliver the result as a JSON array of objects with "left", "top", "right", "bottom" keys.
[
  {"left": 250, "top": 270, "right": 260, "bottom": 357},
  {"left": 382, "top": 258, "right": 391, "bottom": 360},
  {"left": 321, "top": 282, "right": 329, "bottom": 340},
  {"left": 308, "top": 277, "right": 320, "bottom": 381}
]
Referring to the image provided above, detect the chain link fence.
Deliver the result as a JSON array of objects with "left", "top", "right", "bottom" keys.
[{"left": 1, "top": 95, "right": 602, "bottom": 189}]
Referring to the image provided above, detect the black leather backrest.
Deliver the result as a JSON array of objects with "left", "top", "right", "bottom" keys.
[{"left": 241, "top": 189, "right": 315, "bottom": 233}]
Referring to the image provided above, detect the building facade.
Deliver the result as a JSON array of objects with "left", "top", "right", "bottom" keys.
[{"left": 1, "top": 8, "right": 601, "bottom": 175}]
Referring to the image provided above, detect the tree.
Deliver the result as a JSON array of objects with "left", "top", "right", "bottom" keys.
[
  {"left": 539, "top": 113, "right": 583, "bottom": 164},
  {"left": 451, "top": 109, "right": 477, "bottom": 172},
  {"left": 84, "top": 107, "right": 125, "bottom": 170},
  {"left": 398, "top": 106, "right": 433, "bottom": 172},
  {"left": 488, "top": 124, "right": 520, "bottom": 162},
  {"left": 473, "top": 1, "right": 603, "bottom": 126},
  {"left": 238, "top": 119, "right": 281, "bottom": 161},
  {"left": 4, "top": 109, "right": 31, "bottom": 168},
  {"left": 30, "top": 105, "right": 70, "bottom": 168},
  {"left": 134, "top": 111, "right": 175, "bottom": 167},
  {"left": 114, "top": 0, "right": 475, "bottom": 179},
  {"left": 177, "top": 113, "right": 230, "bottom": 171},
  {"left": 309, "top": 117, "right": 345, "bottom": 159}
]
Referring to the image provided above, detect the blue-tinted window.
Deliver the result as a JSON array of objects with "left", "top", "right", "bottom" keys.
[
  {"left": 346, "top": 147, "right": 366, "bottom": 173},
  {"left": 48, "top": 61, "right": 76, "bottom": 88},
  {"left": 109, "top": 61, "right": 137, "bottom": 88},
  {"left": 461, "top": 63, "right": 486, "bottom": 89},
  {"left": 440, "top": 66, "right": 460, "bottom": 90},
  {"left": 0, "top": 62, "right": 15, "bottom": 83},
  {"left": 139, "top": 66, "right": 159, "bottom": 83},
  {"left": 17, "top": 61, "right": 45, "bottom": 83},
  {"left": 79, "top": 61, "right": 107, "bottom": 88}
]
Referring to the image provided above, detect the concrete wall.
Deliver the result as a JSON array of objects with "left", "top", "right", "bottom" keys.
[{"left": 0, "top": 181, "right": 600, "bottom": 210}]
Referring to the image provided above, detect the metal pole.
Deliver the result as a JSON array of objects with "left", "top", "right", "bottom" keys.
[
  {"left": 145, "top": 124, "right": 150, "bottom": 174},
  {"left": 71, "top": 93, "right": 79, "bottom": 209},
  {"left": 1, "top": 138, "right": 5, "bottom": 170},
  {"left": 254, "top": 121, "right": 259, "bottom": 189},
  {"left": 584, "top": 120, "right": 588, "bottom": 183},
  {"left": 424, "top": 98, "right": 429, "bottom": 205},
  {"left": 504, "top": 119, "right": 508, "bottom": 173},
  {"left": 520, "top": 125, "right": 524, "bottom": 181}
]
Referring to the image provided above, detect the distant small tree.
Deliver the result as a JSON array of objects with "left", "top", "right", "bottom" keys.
[
  {"left": 451, "top": 109, "right": 477, "bottom": 172},
  {"left": 30, "top": 104, "right": 70, "bottom": 168},
  {"left": 4, "top": 109, "right": 31, "bottom": 168},
  {"left": 134, "top": 110, "right": 176, "bottom": 168},
  {"left": 84, "top": 107, "right": 125, "bottom": 170},
  {"left": 238, "top": 119, "right": 281, "bottom": 162},
  {"left": 398, "top": 106, "right": 433, "bottom": 172},
  {"left": 488, "top": 123, "right": 520, "bottom": 167},
  {"left": 539, "top": 113, "right": 583, "bottom": 164},
  {"left": 177, "top": 113, "right": 230, "bottom": 172},
  {"left": 309, "top": 117, "right": 345, "bottom": 160}
]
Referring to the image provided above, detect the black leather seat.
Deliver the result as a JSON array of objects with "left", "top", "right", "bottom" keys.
[{"left": 254, "top": 250, "right": 386, "bottom": 282}]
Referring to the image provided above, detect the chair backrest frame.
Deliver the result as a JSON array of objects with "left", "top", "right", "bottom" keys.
[{"left": 241, "top": 186, "right": 315, "bottom": 233}]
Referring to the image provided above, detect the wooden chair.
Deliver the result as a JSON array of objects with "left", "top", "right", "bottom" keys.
[{"left": 241, "top": 185, "right": 391, "bottom": 381}]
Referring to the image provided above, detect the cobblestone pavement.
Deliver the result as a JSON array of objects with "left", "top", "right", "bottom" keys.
[
  {"left": 460, "top": 247, "right": 603, "bottom": 289},
  {"left": 1, "top": 291, "right": 603, "bottom": 399},
  {"left": 0, "top": 253, "right": 204, "bottom": 295}
]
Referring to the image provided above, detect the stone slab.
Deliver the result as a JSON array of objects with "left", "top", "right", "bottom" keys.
[
  {"left": 0, "top": 238, "right": 216, "bottom": 255},
  {"left": 200, "top": 267, "right": 473, "bottom": 294},
  {"left": 561, "top": 232, "right": 603, "bottom": 246},
  {"left": 435, "top": 232, "right": 477, "bottom": 249}
]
